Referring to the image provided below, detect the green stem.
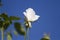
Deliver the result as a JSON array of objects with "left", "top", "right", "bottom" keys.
[
  {"left": 24, "top": 28, "right": 27, "bottom": 40},
  {"left": 1, "top": 27, "right": 4, "bottom": 40},
  {"left": 27, "top": 28, "right": 30, "bottom": 40},
  {"left": 24, "top": 28, "right": 30, "bottom": 40},
  {"left": 24, "top": 33, "right": 26, "bottom": 40}
]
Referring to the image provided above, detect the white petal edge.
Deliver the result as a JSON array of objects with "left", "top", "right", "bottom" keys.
[
  {"left": 31, "top": 15, "right": 40, "bottom": 22},
  {"left": 23, "top": 12, "right": 27, "bottom": 17}
]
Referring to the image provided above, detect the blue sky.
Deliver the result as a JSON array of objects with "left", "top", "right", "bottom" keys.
[{"left": 0, "top": 0, "right": 60, "bottom": 40}]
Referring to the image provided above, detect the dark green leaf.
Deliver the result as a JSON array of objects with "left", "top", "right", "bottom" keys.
[
  {"left": 40, "top": 33, "right": 50, "bottom": 40},
  {"left": 40, "top": 38, "right": 49, "bottom": 40},
  {"left": 14, "top": 22, "right": 25, "bottom": 35},
  {"left": 0, "top": 17, "right": 1, "bottom": 20},
  {"left": 0, "top": 13, "right": 20, "bottom": 31},
  {"left": 9, "top": 16, "right": 20, "bottom": 20},
  {"left": 0, "top": 20, "right": 3, "bottom": 28},
  {"left": 1, "top": 13, "right": 9, "bottom": 21},
  {"left": 3, "top": 21, "right": 12, "bottom": 30}
]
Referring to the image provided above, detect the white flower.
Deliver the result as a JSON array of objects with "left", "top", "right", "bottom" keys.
[
  {"left": 23, "top": 8, "right": 40, "bottom": 28},
  {"left": 23, "top": 8, "right": 40, "bottom": 22}
]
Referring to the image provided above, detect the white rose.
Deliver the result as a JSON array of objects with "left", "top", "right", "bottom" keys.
[{"left": 23, "top": 8, "right": 40, "bottom": 28}]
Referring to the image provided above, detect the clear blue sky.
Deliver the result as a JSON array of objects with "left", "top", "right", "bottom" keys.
[{"left": 0, "top": 0, "right": 60, "bottom": 40}]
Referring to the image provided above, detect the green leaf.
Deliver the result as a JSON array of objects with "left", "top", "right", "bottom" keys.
[
  {"left": 0, "top": 13, "right": 20, "bottom": 31},
  {"left": 14, "top": 22, "right": 26, "bottom": 35},
  {"left": 9, "top": 16, "right": 20, "bottom": 20},
  {"left": 40, "top": 33, "right": 50, "bottom": 40},
  {"left": 0, "top": 17, "right": 1, "bottom": 20},
  {"left": 41, "top": 38, "right": 49, "bottom": 40},
  {"left": 0, "top": 20, "right": 3, "bottom": 28},
  {"left": 7, "top": 32, "right": 12, "bottom": 40},
  {"left": 1, "top": 13, "right": 9, "bottom": 21},
  {"left": 14, "top": 30, "right": 18, "bottom": 36},
  {"left": 3, "top": 21, "right": 12, "bottom": 30}
]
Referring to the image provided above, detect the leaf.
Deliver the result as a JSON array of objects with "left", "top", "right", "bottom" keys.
[
  {"left": 0, "top": 17, "right": 1, "bottom": 20},
  {"left": 14, "top": 22, "right": 26, "bottom": 35},
  {"left": 14, "top": 30, "right": 18, "bottom": 36},
  {"left": 3, "top": 21, "right": 12, "bottom": 31},
  {"left": 0, "top": 20, "right": 3, "bottom": 28},
  {"left": 1, "top": 13, "right": 9, "bottom": 21},
  {"left": 9, "top": 16, "right": 20, "bottom": 20},
  {"left": 0, "top": 17, "right": 3, "bottom": 28},
  {"left": 40, "top": 33, "right": 50, "bottom": 40},
  {"left": 40, "top": 38, "right": 49, "bottom": 40},
  {"left": 7, "top": 32, "right": 12, "bottom": 40}
]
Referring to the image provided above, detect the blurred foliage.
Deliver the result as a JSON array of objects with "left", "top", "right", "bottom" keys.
[
  {"left": 41, "top": 38, "right": 49, "bottom": 40},
  {"left": 0, "top": 13, "right": 9, "bottom": 21},
  {"left": 14, "top": 30, "right": 18, "bottom": 36},
  {"left": 0, "top": 19, "right": 3, "bottom": 28},
  {"left": 7, "top": 32, "right": 12, "bottom": 40},
  {"left": 0, "top": 13, "right": 20, "bottom": 31},
  {"left": 9, "top": 16, "right": 20, "bottom": 20},
  {"left": 40, "top": 33, "right": 50, "bottom": 40},
  {"left": 14, "top": 22, "right": 26, "bottom": 35},
  {"left": 0, "top": 13, "right": 26, "bottom": 40}
]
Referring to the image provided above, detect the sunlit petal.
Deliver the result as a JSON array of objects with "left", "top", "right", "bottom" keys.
[{"left": 23, "top": 8, "right": 40, "bottom": 28}]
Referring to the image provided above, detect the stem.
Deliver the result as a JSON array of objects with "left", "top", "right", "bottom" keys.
[
  {"left": 1, "top": 27, "right": 4, "bottom": 40},
  {"left": 24, "top": 28, "right": 30, "bottom": 40},
  {"left": 24, "top": 33, "right": 26, "bottom": 40},
  {"left": 24, "top": 28, "right": 27, "bottom": 40},
  {"left": 27, "top": 28, "right": 30, "bottom": 40}
]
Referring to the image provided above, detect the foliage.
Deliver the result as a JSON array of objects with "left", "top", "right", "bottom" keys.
[
  {"left": 14, "top": 22, "right": 26, "bottom": 35},
  {"left": 0, "top": 13, "right": 26, "bottom": 40},
  {"left": 0, "top": 13, "right": 20, "bottom": 30}
]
